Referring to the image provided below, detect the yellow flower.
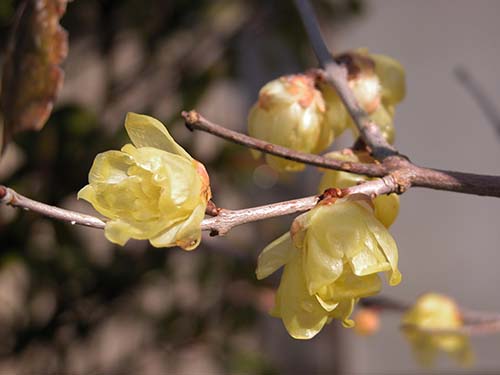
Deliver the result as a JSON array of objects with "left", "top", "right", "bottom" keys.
[
  {"left": 78, "top": 113, "right": 211, "bottom": 250},
  {"left": 402, "top": 293, "right": 473, "bottom": 367},
  {"left": 256, "top": 197, "right": 401, "bottom": 339},
  {"left": 323, "top": 50, "right": 406, "bottom": 144},
  {"left": 318, "top": 150, "right": 400, "bottom": 228},
  {"left": 248, "top": 74, "right": 328, "bottom": 172}
]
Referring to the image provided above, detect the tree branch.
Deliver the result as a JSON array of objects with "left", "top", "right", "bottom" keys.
[
  {"left": 0, "top": 186, "right": 106, "bottom": 229},
  {"left": 182, "top": 110, "right": 386, "bottom": 177},
  {"left": 0, "top": 178, "right": 396, "bottom": 236},
  {"left": 183, "top": 110, "right": 500, "bottom": 198},
  {"left": 293, "top": 0, "right": 398, "bottom": 160}
]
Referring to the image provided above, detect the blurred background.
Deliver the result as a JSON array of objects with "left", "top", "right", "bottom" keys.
[{"left": 0, "top": 0, "right": 499, "bottom": 373}]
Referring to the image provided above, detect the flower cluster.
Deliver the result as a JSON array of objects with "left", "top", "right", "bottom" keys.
[
  {"left": 256, "top": 196, "right": 401, "bottom": 339},
  {"left": 79, "top": 113, "right": 211, "bottom": 250},
  {"left": 248, "top": 50, "right": 405, "bottom": 172},
  {"left": 402, "top": 293, "right": 473, "bottom": 367}
]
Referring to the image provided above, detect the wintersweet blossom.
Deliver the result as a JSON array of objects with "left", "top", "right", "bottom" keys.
[
  {"left": 402, "top": 293, "right": 473, "bottom": 367},
  {"left": 247, "top": 74, "right": 329, "bottom": 172},
  {"left": 256, "top": 196, "right": 401, "bottom": 339},
  {"left": 78, "top": 113, "right": 211, "bottom": 250}
]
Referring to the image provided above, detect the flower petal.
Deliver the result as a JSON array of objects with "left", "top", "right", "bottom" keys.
[
  {"left": 276, "top": 253, "right": 329, "bottom": 339},
  {"left": 364, "top": 215, "right": 402, "bottom": 285},
  {"left": 256, "top": 232, "right": 294, "bottom": 280},
  {"left": 125, "top": 112, "right": 192, "bottom": 160},
  {"left": 150, "top": 203, "right": 206, "bottom": 250}
]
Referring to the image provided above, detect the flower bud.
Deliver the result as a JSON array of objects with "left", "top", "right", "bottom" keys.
[{"left": 248, "top": 74, "right": 327, "bottom": 172}]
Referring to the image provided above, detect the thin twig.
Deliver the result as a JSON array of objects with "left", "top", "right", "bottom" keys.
[
  {"left": 293, "top": 0, "right": 398, "bottom": 160},
  {"left": 455, "top": 66, "right": 500, "bottom": 139},
  {"left": 0, "top": 186, "right": 106, "bottom": 229},
  {"left": 183, "top": 110, "right": 386, "bottom": 177}
]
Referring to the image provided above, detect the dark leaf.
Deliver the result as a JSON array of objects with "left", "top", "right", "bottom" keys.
[{"left": 0, "top": 0, "right": 68, "bottom": 154}]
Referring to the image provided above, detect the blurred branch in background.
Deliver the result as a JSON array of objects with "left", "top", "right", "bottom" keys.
[{"left": 455, "top": 66, "right": 500, "bottom": 140}]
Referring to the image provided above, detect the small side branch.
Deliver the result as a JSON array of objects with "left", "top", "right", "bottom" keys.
[
  {"left": 183, "top": 110, "right": 386, "bottom": 177},
  {"left": 455, "top": 66, "right": 500, "bottom": 139}
]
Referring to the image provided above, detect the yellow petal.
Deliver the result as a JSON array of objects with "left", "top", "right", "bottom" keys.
[
  {"left": 364, "top": 215, "right": 401, "bottom": 285},
  {"left": 88, "top": 150, "right": 134, "bottom": 185},
  {"left": 276, "top": 253, "right": 329, "bottom": 339},
  {"left": 329, "top": 299, "right": 357, "bottom": 328},
  {"left": 317, "top": 268, "right": 382, "bottom": 302},
  {"left": 150, "top": 203, "right": 206, "bottom": 250},
  {"left": 302, "top": 231, "right": 343, "bottom": 294},
  {"left": 370, "top": 53, "right": 406, "bottom": 104},
  {"left": 125, "top": 112, "right": 192, "bottom": 160},
  {"left": 256, "top": 232, "right": 294, "bottom": 280}
]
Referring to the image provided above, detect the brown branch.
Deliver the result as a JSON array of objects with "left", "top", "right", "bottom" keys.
[
  {"left": 182, "top": 110, "right": 386, "bottom": 177},
  {"left": 293, "top": 0, "right": 398, "bottom": 160},
  {"left": 184, "top": 110, "right": 500, "bottom": 198},
  {"left": 0, "top": 186, "right": 106, "bottom": 229},
  {"left": 0, "top": 177, "right": 396, "bottom": 236}
]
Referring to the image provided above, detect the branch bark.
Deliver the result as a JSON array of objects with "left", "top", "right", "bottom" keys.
[{"left": 183, "top": 110, "right": 500, "bottom": 198}]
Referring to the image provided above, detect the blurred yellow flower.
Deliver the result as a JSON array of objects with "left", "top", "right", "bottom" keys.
[
  {"left": 256, "top": 197, "right": 401, "bottom": 339},
  {"left": 402, "top": 293, "right": 473, "bottom": 367},
  {"left": 78, "top": 113, "right": 211, "bottom": 250},
  {"left": 318, "top": 150, "right": 400, "bottom": 228},
  {"left": 248, "top": 74, "right": 328, "bottom": 172}
]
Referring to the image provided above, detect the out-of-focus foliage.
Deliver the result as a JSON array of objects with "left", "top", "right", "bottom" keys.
[
  {"left": 1, "top": 0, "right": 68, "bottom": 153},
  {"left": 0, "top": 0, "right": 363, "bottom": 373}
]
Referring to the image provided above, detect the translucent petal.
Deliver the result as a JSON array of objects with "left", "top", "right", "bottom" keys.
[
  {"left": 329, "top": 299, "right": 357, "bottom": 328},
  {"left": 88, "top": 150, "right": 134, "bottom": 185},
  {"left": 317, "top": 268, "right": 382, "bottom": 302},
  {"left": 256, "top": 232, "right": 294, "bottom": 280},
  {"left": 364, "top": 215, "right": 401, "bottom": 285},
  {"left": 150, "top": 203, "right": 206, "bottom": 250},
  {"left": 125, "top": 112, "right": 192, "bottom": 160},
  {"left": 374, "top": 193, "right": 400, "bottom": 228},
  {"left": 104, "top": 220, "right": 140, "bottom": 246},
  {"left": 276, "top": 253, "right": 329, "bottom": 339},
  {"left": 302, "top": 231, "right": 343, "bottom": 294},
  {"left": 370, "top": 53, "right": 406, "bottom": 104}
]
